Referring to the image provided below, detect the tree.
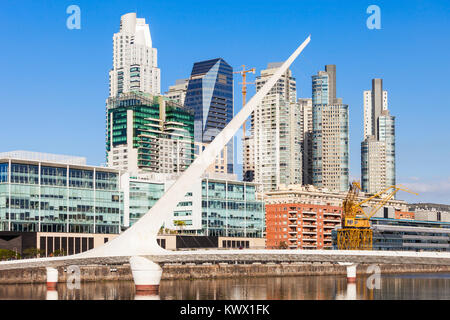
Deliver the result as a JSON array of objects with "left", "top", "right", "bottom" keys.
[
  {"left": 173, "top": 220, "right": 186, "bottom": 234},
  {"left": 23, "top": 247, "right": 44, "bottom": 258},
  {"left": 51, "top": 249, "right": 66, "bottom": 257},
  {"left": 0, "top": 249, "right": 20, "bottom": 261}
]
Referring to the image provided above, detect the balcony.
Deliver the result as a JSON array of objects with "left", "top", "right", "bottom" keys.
[
  {"left": 323, "top": 218, "right": 340, "bottom": 223},
  {"left": 303, "top": 223, "right": 316, "bottom": 228},
  {"left": 303, "top": 237, "right": 317, "bottom": 242},
  {"left": 323, "top": 224, "right": 337, "bottom": 229},
  {"left": 288, "top": 216, "right": 297, "bottom": 221},
  {"left": 323, "top": 212, "right": 341, "bottom": 217},
  {"left": 302, "top": 217, "right": 316, "bottom": 222},
  {"left": 303, "top": 231, "right": 316, "bottom": 235},
  {"left": 288, "top": 230, "right": 297, "bottom": 235},
  {"left": 288, "top": 223, "right": 297, "bottom": 228}
]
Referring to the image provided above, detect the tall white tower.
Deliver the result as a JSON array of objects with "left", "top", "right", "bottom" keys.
[
  {"left": 109, "top": 13, "right": 161, "bottom": 97},
  {"left": 251, "top": 63, "right": 301, "bottom": 192},
  {"left": 361, "top": 79, "right": 395, "bottom": 194}
]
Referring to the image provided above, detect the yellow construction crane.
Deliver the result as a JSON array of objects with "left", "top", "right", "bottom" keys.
[
  {"left": 337, "top": 181, "right": 418, "bottom": 250},
  {"left": 234, "top": 65, "right": 255, "bottom": 138}
]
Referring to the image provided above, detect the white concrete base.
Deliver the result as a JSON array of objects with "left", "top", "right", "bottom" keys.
[
  {"left": 46, "top": 267, "right": 58, "bottom": 290},
  {"left": 338, "top": 262, "right": 358, "bottom": 283},
  {"left": 346, "top": 263, "right": 357, "bottom": 283},
  {"left": 130, "top": 256, "right": 162, "bottom": 293}
]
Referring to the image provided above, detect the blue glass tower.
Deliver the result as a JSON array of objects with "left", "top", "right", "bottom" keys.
[{"left": 184, "top": 58, "right": 234, "bottom": 174}]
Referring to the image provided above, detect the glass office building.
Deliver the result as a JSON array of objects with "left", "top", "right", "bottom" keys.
[
  {"left": 332, "top": 217, "right": 450, "bottom": 252},
  {"left": 121, "top": 174, "right": 265, "bottom": 238},
  {"left": 0, "top": 158, "right": 122, "bottom": 234},
  {"left": 202, "top": 179, "right": 265, "bottom": 238},
  {"left": 184, "top": 58, "right": 234, "bottom": 174}
]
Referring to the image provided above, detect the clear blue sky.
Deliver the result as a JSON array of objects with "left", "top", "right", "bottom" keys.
[{"left": 0, "top": 0, "right": 449, "bottom": 204}]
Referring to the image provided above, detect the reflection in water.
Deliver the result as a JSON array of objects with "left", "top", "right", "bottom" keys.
[
  {"left": 0, "top": 274, "right": 449, "bottom": 300},
  {"left": 46, "top": 289, "right": 58, "bottom": 300}
]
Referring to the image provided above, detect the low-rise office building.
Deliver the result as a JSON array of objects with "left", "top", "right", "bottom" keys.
[
  {"left": 0, "top": 152, "right": 123, "bottom": 235},
  {"left": 0, "top": 152, "right": 266, "bottom": 256},
  {"left": 331, "top": 217, "right": 450, "bottom": 252},
  {"left": 120, "top": 172, "right": 265, "bottom": 238},
  {"left": 156, "top": 235, "right": 265, "bottom": 250},
  {"left": 371, "top": 218, "right": 450, "bottom": 252}
]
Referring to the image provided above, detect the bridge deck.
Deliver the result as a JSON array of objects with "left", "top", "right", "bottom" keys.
[{"left": 1, "top": 249, "right": 450, "bottom": 270}]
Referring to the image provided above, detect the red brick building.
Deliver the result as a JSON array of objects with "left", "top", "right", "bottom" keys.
[{"left": 265, "top": 203, "right": 342, "bottom": 249}]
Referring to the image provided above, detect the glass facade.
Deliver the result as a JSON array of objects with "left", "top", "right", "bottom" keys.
[
  {"left": 312, "top": 74, "right": 329, "bottom": 105},
  {"left": 332, "top": 218, "right": 450, "bottom": 252},
  {"left": 128, "top": 179, "right": 165, "bottom": 226},
  {"left": 202, "top": 180, "right": 264, "bottom": 238},
  {"left": 0, "top": 161, "right": 122, "bottom": 234},
  {"left": 107, "top": 92, "right": 194, "bottom": 173},
  {"left": 184, "top": 58, "right": 234, "bottom": 173},
  {"left": 378, "top": 114, "right": 396, "bottom": 187},
  {"left": 124, "top": 176, "right": 265, "bottom": 238}
]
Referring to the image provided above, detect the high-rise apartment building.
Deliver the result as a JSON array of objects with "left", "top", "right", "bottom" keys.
[
  {"left": 166, "top": 79, "right": 189, "bottom": 105},
  {"left": 109, "top": 13, "right": 161, "bottom": 97},
  {"left": 311, "top": 65, "right": 349, "bottom": 192},
  {"left": 361, "top": 79, "right": 395, "bottom": 194},
  {"left": 243, "top": 136, "right": 255, "bottom": 182},
  {"left": 106, "top": 92, "right": 194, "bottom": 174},
  {"left": 184, "top": 58, "right": 234, "bottom": 174},
  {"left": 298, "top": 98, "right": 313, "bottom": 185},
  {"left": 251, "top": 63, "right": 301, "bottom": 192}
]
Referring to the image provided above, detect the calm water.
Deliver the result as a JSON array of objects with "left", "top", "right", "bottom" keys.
[{"left": 1, "top": 273, "right": 450, "bottom": 300}]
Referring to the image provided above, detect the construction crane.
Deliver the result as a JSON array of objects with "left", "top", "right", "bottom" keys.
[
  {"left": 337, "top": 181, "right": 419, "bottom": 250},
  {"left": 234, "top": 65, "right": 255, "bottom": 138}
]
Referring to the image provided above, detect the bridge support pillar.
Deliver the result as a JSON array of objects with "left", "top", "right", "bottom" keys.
[
  {"left": 46, "top": 267, "right": 58, "bottom": 290},
  {"left": 346, "top": 263, "right": 357, "bottom": 283},
  {"left": 130, "top": 256, "right": 162, "bottom": 294}
]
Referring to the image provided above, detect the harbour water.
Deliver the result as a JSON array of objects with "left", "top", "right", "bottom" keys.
[{"left": 1, "top": 273, "right": 450, "bottom": 300}]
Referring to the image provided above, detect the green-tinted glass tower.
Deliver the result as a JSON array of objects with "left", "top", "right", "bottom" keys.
[{"left": 106, "top": 92, "right": 194, "bottom": 174}]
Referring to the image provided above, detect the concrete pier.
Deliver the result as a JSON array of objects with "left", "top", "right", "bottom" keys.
[
  {"left": 46, "top": 267, "right": 58, "bottom": 290},
  {"left": 129, "top": 256, "right": 162, "bottom": 293}
]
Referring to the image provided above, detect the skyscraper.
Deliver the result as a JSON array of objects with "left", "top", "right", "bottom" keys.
[
  {"left": 298, "top": 98, "right": 313, "bottom": 185},
  {"left": 361, "top": 79, "right": 395, "bottom": 194},
  {"left": 109, "top": 13, "right": 160, "bottom": 97},
  {"left": 106, "top": 93, "right": 194, "bottom": 174},
  {"left": 251, "top": 63, "right": 302, "bottom": 192},
  {"left": 106, "top": 13, "right": 194, "bottom": 175},
  {"left": 166, "top": 79, "right": 189, "bottom": 105},
  {"left": 311, "top": 65, "right": 349, "bottom": 192},
  {"left": 184, "top": 58, "right": 234, "bottom": 174}
]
